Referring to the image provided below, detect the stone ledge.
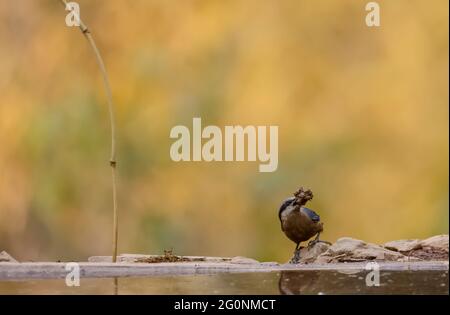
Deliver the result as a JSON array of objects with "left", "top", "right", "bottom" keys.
[
  {"left": 0, "top": 260, "right": 447, "bottom": 280},
  {"left": 1, "top": 235, "right": 447, "bottom": 280}
]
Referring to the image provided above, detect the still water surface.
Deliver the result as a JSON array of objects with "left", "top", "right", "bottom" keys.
[{"left": 0, "top": 270, "right": 447, "bottom": 294}]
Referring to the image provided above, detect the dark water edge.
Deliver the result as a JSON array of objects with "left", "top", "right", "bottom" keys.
[{"left": 0, "top": 270, "right": 447, "bottom": 295}]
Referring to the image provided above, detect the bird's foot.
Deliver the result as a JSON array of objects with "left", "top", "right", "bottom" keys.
[
  {"left": 308, "top": 239, "right": 332, "bottom": 247},
  {"left": 289, "top": 249, "right": 302, "bottom": 264}
]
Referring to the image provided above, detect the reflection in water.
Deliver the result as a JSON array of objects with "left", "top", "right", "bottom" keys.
[
  {"left": 279, "top": 270, "right": 321, "bottom": 295},
  {"left": 0, "top": 270, "right": 447, "bottom": 294},
  {"left": 113, "top": 277, "right": 118, "bottom": 295},
  {"left": 278, "top": 270, "right": 449, "bottom": 295}
]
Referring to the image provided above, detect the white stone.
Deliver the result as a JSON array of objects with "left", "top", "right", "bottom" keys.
[{"left": 0, "top": 251, "right": 17, "bottom": 263}]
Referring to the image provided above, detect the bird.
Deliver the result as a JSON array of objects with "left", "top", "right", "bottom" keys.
[{"left": 278, "top": 187, "right": 329, "bottom": 263}]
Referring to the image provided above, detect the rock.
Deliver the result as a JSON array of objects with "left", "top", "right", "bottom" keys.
[
  {"left": 0, "top": 251, "right": 18, "bottom": 263},
  {"left": 384, "top": 239, "right": 422, "bottom": 252},
  {"left": 314, "top": 255, "right": 333, "bottom": 264},
  {"left": 88, "top": 254, "right": 231, "bottom": 263},
  {"left": 316, "top": 237, "right": 405, "bottom": 263},
  {"left": 354, "top": 242, "right": 405, "bottom": 261},
  {"left": 230, "top": 256, "right": 259, "bottom": 264},
  {"left": 326, "top": 237, "right": 366, "bottom": 255},
  {"left": 420, "top": 235, "right": 449, "bottom": 252},
  {"left": 299, "top": 242, "right": 330, "bottom": 263},
  {"left": 87, "top": 254, "right": 263, "bottom": 266},
  {"left": 382, "top": 235, "right": 448, "bottom": 261}
]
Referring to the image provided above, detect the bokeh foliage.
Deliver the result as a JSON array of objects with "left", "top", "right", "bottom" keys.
[{"left": 0, "top": 0, "right": 448, "bottom": 262}]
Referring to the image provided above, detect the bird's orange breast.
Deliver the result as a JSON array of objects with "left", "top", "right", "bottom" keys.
[{"left": 280, "top": 206, "right": 323, "bottom": 243}]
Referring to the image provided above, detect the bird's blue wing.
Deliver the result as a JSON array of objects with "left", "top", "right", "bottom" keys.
[
  {"left": 302, "top": 207, "right": 320, "bottom": 222},
  {"left": 278, "top": 197, "right": 296, "bottom": 222}
]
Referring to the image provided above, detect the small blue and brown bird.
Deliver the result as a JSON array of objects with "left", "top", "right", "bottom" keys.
[{"left": 278, "top": 187, "right": 330, "bottom": 263}]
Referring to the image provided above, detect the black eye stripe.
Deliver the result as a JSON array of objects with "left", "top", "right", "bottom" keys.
[
  {"left": 278, "top": 197, "right": 296, "bottom": 221},
  {"left": 279, "top": 197, "right": 295, "bottom": 212}
]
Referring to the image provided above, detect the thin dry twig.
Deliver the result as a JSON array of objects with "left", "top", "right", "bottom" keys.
[{"left": 59, "top": 0, "right": 119, "bottom": 262}]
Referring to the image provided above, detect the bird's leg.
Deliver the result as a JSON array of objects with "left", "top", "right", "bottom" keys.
[
  {"left": 289, "top": 243, "right": 301, "bottom": 264},
  {"left": 308, "top": 232, "right": 332, "bottom": 247}
]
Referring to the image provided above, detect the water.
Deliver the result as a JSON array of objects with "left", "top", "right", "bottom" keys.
[{"left": 0, "top": 270, "right": 447, "bottom": 294}]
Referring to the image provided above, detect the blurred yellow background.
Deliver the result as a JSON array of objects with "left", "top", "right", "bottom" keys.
[{"left": 0, "top": 0, "right": 448, "bottom": 262}]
